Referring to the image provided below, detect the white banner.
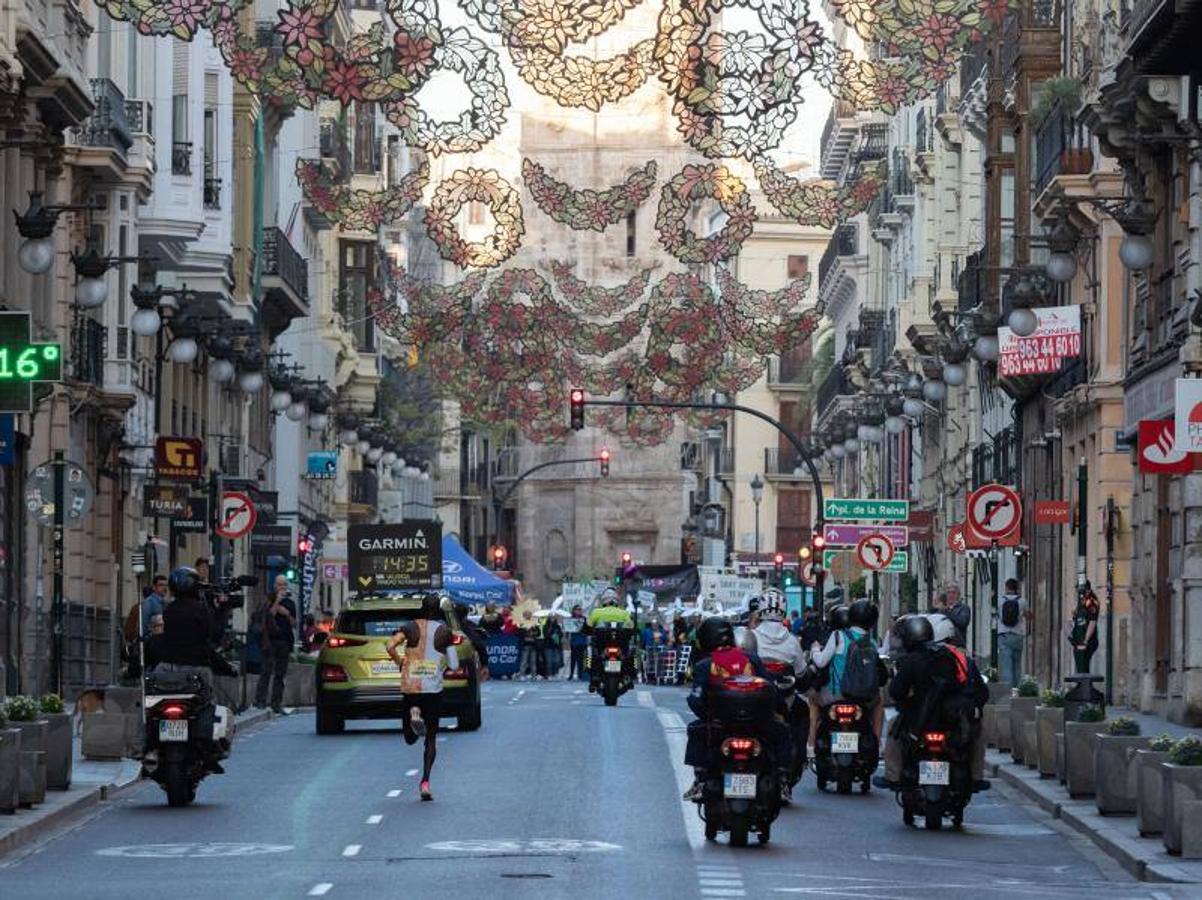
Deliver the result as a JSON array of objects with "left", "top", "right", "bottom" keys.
[
  {"left": 698, "top": 568, "right": 763, "bottom": 607},
  {"left": 998, "top": 305, "right": 1081, "bottom": 377},
  {"left": 1174, "top": 378, "right": 1202, "bottom": 452},
  {"left": 560, "top": 580, "right": 611, "bottom": 610}
]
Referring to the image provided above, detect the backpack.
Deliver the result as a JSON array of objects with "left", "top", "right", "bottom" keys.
[
  {"left": 839, "top": 631, "right": 880, "bottom": 703},
  {"left": 1000, "top": 595, "right": 1021, "bottom": 628}
]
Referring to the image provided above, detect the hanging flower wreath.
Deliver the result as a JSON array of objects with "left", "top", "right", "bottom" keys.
[
  {"left": 752, "top": 156, "right": 887, "bottom": 228},
  {"left": 295, "top": 157, "right": 429, "bottom": 232},
  {"left": 94, "top": 0, "right": 250, "bottom": 40},
  {"left": 523, "top": 160, "right": 657, "bottom": 232},
  {"left": 424, "top": 168, "right": 525, "bottom": 269},
  {"left": 508, "top": 40, "right": 659, "bottom": 112},
  {"left": 382, "top": 28, "right": 509, "bottom": 155},
  {"left": 503, "top": 0, "right": 643, "bottom": 53},
  {"left": 209, "top": 8, "right": 319, "bottom": 109},
  {"left": 715, "top": 266, "right": 813, "bottom": 319},
  {"left": 549, "top": 262, "right": 652, "bottom": 316},
  {"left": 827, "top": 0, "right": 1009, "bottom": 60},
  {"left": 655, "top": 164, "right": 756, "bottom": 265}
]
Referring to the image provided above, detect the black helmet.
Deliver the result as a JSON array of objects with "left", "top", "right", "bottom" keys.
[
  {"left": 698, "top": 617, "right": 735, "bottom": 653},
  {"left": 900, "top": 615, "right": 934, "bottom": 650},
  {"left": 828, "top": 605, "right": 850, "bottom": 630},
  {"left": 849, "top": 599, "right": 879, "bottom": 630},
  {"left": 168, "top": 566, "right": 200, "bottom": 599},
  {"left": 421, "top": 593, "right": 442, "bottom": 618}
]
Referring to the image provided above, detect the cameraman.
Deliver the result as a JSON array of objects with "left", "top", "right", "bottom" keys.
[
  {"left": 150, "top": 567, "right": 235, "bottom": 678},
  {"left": 254, "top": 574, "right": 296, "bottom": 714}
]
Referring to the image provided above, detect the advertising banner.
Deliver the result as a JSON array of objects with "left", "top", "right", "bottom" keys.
[
  {"left": 349, "top": 521, "right": 442, "bottom": 591},
  {"left": 486, "top": 634, "right": 520, "bottom": 677},
  {"left": 998, "top": 305, "right": 1082, "bottom": 377}
]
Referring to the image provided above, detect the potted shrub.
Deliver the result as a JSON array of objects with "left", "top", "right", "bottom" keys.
[
  {"left": 1065, "top": 704, "right": 1107, "bottom": 798},
  {"left": 1095, "top": 717, "right": 1149, "bottom": 815},
  {"left": 6, "top": 695, "right": 47, "bottom": 806},
  {"left": 1136, "top": 733, "right": 1176, "bottom": 836},
  {"left": 1035, "top": 689, "right": 1065, "bottom": 778},
  {"left": 1163, "top": 736, "right": 1202, "bottom": 855},
  {"left": 1009, "top": 677, "right": 1040, "bottom": 765},
  {"left": 39, "top": 693, "right": 72, "bottom": 790},
  {"left": 0, "top": 704, "right": 19, "bottom": 814}
]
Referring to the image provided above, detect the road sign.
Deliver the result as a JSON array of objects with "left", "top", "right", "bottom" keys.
[
  {"left": 948, "top": 523, "right": 967, "bottom": 554},
  {"left": 306, "top": 451, "right": 337, "bottom": 479},
  {"left": 321, "top": 561, "right": 349, "bottom": 582},
  {"left": 856, "top": 533, "right": 896, "bottom": 571},
  {"left": 215, "top": 491, "right": 257, "bottom": 539},
  {"left": 155, "top": 436, "right": 204, "bottom": 480},
  {"left": 823, "top": 548, "right": 908, "bottom": 573},
  {"left": 800, "top": 560, "right": 816, "bottom": 585},
  {"left": 967, "top": 483, "right": 1022, "bottom": 541},
  {"left": 25, "top": 459, "right": 93, "bottom": 527},
  {"left": 0, "top": 312, "right": 62, "bottom": 412},
  {"left": 823, "top": 524, "right": 908, "bottom": 547},
  {"left": 348, "top": 521, "right": 443, "bottom": 592},
  {"left": 823, "top": 498, "right": 909, "bottom": 522}
]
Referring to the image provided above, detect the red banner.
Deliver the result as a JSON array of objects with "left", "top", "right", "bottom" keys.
[
  {"left": 1033, "top": 500, "right": 1071, "bottom": 524},
  {"left": 1138, "top": 418, "right": 1197, "bottom": 474}
]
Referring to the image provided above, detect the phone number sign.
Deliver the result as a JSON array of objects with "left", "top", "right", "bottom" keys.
[
  {"left": 998, "top": 305, "right": 1081, "bottom": 378},
  {"left": 348, "top": 522, "right": 443, "bottom": 592}
]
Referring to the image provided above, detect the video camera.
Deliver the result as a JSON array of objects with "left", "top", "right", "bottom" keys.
[{"left": 203, "top": 574, "right": 259, "bottom": 617}]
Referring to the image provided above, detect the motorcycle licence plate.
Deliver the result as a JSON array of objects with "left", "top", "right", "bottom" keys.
[
  {"left": 604, "top": 659, "right": 622, "bottom": 673},
  {"left": 159, "top": 720, "right": 189, "bottom": 742},
  {"left": 723, "top": 773, "right": 757, "bottom": 799},
  {"left": 832, "top": 732, "right": 859, "bottom": 754},
  {"left": 919, "top": 760, "right": 950, "bottom": 785}
]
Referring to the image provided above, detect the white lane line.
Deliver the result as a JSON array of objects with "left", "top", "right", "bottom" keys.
[
  {"left": 655, "top": 709, "right": 705, "bottom": 851},
  {"left": 699, "top": 891, "right": 745, "bottom": 898},
  {"left": 699, "top": 880, "right": 744, "bottom": 887},
  {"left": 386, "top": 789, "right": 401, "bottom": 798},
  {"left": 366, "top": 814, "right": 383, "bottom": 825},
  {"left": 405, "top": 769, "right": 418, "bottom": 777},
  {"left": 342, "top": 845, "right": 361, "bottom": 857},
  {"left": 308, "top": 884, "right": 333, "bottom": 896},
  {"left": 636, "top": 690, "right": 655, "bottom": 708}
]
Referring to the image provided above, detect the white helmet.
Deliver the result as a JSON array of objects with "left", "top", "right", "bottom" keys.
[
  {"left": 598, "top": 587, "right": 621, "bottom": 607},
  {"left": 925, "top": 612, "right": 957, "bottom": 644},
  {"left": 759, "top": 587, "right": 787, "bottom": 622}
]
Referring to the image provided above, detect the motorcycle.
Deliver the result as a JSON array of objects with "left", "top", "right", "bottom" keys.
[
  {"left": 699, "top": 675, "right": 783, "bottom": 846},
  {"left": 142, "top": 668, "right": 232, "bottom": 807},
  {"left": 762, "top": 660, "right": 808, "bottom": 789},
  {"left": 592, "top": 623, "right": 635, "bottom": 707},
  {"left": 813, "top": 700, "right": 879, "bottom": 794},
  {"left": 891, "top": 727, "right": 985, "bottom": 830}
]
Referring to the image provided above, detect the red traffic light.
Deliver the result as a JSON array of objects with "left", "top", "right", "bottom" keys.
[
  {"left": 773, "top": 553, "right": 784, "bottom": 570},
  {"left": 599, "top": 448, "right": 610, "bottom": 462},
  {"left": 297, "top": 536, "right": 314, "bottom": 554},
  {"left": 621, "top": 551, "right": 632, "bottom": 565},
  {"left": 812, "top": 534, "right": 826, "bottom": 551},
  {"left": 570, "top": 389, "right": 585, "bottom": 403}
]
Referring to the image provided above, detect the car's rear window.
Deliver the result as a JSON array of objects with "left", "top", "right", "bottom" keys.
[{"left": 337, "top": 610, "right": 412, "bottom": 636}]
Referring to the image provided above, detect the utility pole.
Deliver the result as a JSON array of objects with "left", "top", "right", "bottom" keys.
[{"left": 51, "top": 450, "right": 65, "bottom": 697}]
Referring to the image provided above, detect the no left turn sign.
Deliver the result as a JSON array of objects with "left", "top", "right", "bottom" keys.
[
  {"left": 215, "top": 491, "right": 257, "bottom": 539},
  {"left": 856, "top": 533, "right": 895, "bottom": 571}
]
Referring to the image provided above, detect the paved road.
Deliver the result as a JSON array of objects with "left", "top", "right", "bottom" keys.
[{"left": 0, "top": 681, "right": 1190, "bottom": 899}]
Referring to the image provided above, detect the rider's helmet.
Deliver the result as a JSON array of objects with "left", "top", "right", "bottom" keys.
[
  {"left": 900, "top": 615, "right": 935, "bottom": 650},
  {"left": 698, "top": 617, "right": 735, "bottom": 653},
  {"left": 827, "top": 604, "right": 850, "bottom": 630},
  {"left": 926, "top": 612, "right": 957, "bottom": 644},
  {"left": 599, "top": 587, "right": 621, "bottom": 607},
  {"left": 759, "top": 588, "right": 787, "bottom": 623},
  {"left": 848, "top": 598, "right": 879, "bottom": 630},
  {"left": 167, "top": 566, "right": 201, "bottom": 599}
]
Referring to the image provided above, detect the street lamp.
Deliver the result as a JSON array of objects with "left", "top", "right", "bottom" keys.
[
  {"left": 750, "top": 473, "right": 764, "bottom": 559},
  {"left": 12, "top": 191, "right": 99, "bottom": 275}
]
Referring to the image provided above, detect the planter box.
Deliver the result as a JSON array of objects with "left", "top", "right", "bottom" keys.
[
  {"left": 18, "top": 749, "right": 46, "bottom": 806},
  {"left": 1137, "top": 751, "right": 1171, "bottom": 836},
  {"left": 1056, "top": 732, "right": 1065, "bottom": 783},
  {"left": 1009, "top": 697, "right": 1039, "bottom": 764},
  {"left": 996, "top": 708, "right": 1013, "bottom": 753},
  {"left": 1095, "top": 735, "right": 1150, "bottom": 814},
  {"left": 0, "top": 728, "right": 20, "bottom": 813},
  {"left": 982, "top": 705, "right": 999, "bottom": 747},
  {"left": 43, "top": 712, "right": 73, "bottom": 790},
  {"left": 81, "top": 712, "right": 129, "bottom": 761},
  {"left": 1182, "top": 801, "right": 1202, "bottom": 859},
  {"left": 987, "top": 682, "right": 1012, "bottom": 704},
  {"left": 1035, "top": 707, "right": 1064, "bottom": 777},
  {"left": 1163, "top": 763, "right": 1202, "bottom": 855},
  {"left": 12, "top": 719, "right": 48, "bottom": 754},
  {"left": 1065, "top": 721, "right": 1108, "bottom": 798},
  {"left": 1023, "top": 721, "right": 1038, "bottom": 769}
]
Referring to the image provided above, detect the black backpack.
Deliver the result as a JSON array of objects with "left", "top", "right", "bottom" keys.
[
  {"left": 840, "top": 631, "right": 880, "bottom": 703},
  {"left": 1000, "top": 595, "right": 1021, "bottom": 628}
]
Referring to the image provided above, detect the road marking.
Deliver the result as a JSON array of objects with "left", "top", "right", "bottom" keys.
[
  {"left": 405, "top": 769, "right": 418, "bottom": 776},
  {"left": 387, "top": 789, "right": 401, "bottom": 798},
  {"left": 308, "top": 885, "right": 333, "bottom": 896},
  {"left": 342, "top": 845, "right": 361, "bottom": 857},
  {"left": 96, "top": 843, "right": 292, "bottom": 858},
  {"left": 700, "top": 880, "right": 745, "bottom": 887},
  {"left": 366, "top": 815, "right": 383, "bottom": 825},
  {"left": 698, "top": 891, "right": 745, "bottom": 898},
  {"left": 425, "top": 839, "right": 620, "bottom": 854},
  {"left": 655, "top": 709, "right": 705, "bottom": 850},
  {"left": 636, "top": 690, "right": 655, "bottom": 708}
]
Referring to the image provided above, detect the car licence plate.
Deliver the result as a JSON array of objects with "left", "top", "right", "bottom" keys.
[
  {"left": 604, "top": 659, "right": 622, "bottom": 673},
  {"left": 919, "top": 760, "right": 950, "bottom": 785},
  {"left": 370, "top": 661, "right": 399, "bottom": 675},
  {"left": 159, "top": 720, "right": 188, "bottom": 742},
  {"left": 723, "top": 773, "right": 757, "bottom": 799},
  {"left": 832, "top": 732, "right": 859, "bottom": 754}
]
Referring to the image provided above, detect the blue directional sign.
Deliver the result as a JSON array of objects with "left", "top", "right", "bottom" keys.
[{"left": 306, "top": 450, "right": 337, "bottom": 479}]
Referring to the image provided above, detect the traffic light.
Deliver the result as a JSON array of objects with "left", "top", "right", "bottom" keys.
[
  {"left": 569, "top": 388, "right": 585, "bottom": 430},
  {"left": 297, "top": 535, "right": 314, "bottom": 555},
  {"left": 798, "top": 545, "right": 812, "bottom": 562},
  {"left": 812, "top": 533, "right": 826, "bottom": 558},
  {"left": 284, "top": 560, "right": 298, "bottom": 581},
  {"left": 599, "top": 447, "right": 610, "bottom": 477},
  {"left": 492, "top": 545, "right": 507, "bottom": 570},
  {"left": 782, "top": 567, "right": 796, "bottom": 587},
  {"left": 773, "top": 552, "right": 784, "bottom": 576},
  {"left": 621, "top": 551, "right": 632, "bottom": 567}
]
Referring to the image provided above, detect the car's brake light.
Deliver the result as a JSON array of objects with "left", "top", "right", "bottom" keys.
[
  {"left": 320, "top": 664, "right": 348, "bottom": 682},
  {"left": 721, "top": 737, "right": 762, "bottom": 760},
  {"left": 444, "top": 668, "right": 466, "bottom": 679},
  {"left": 160, "top": 703, "right": 186, "bottom": 720},
  {"left": 831, "top": 703, "right": 860, "bottom": 723},
  {"left": 924, "top": 731, "right": 947, "bottom": 752},
  {"left": 325, "top": 635, "right": 367, "bottom": 649}
]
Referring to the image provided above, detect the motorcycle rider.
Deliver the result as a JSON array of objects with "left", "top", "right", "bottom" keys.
[
  {"left": 584, "top": 588, "right": 635, "bottom": 691},
  {"left": 752, "top": 588, "right": 808, "bottom": 802},
  {"left": 811, "top": 600, "right": 884, "bottom": 740}
]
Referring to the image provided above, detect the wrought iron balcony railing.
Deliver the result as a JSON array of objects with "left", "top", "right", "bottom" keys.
[
  {"left": 1034, "top": 99, "right": 1093, "bottom": 196},
  {"left": 260, "top": 227, "right": 308, "bottom": 301},
  {"left": 172, "top": 141, "right": 192, "bottom": 175},
  {"left": 73, "top": 78, "right": 132, "bottom": 152}
]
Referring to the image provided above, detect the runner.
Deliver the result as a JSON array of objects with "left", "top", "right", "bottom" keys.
[{"left": 385, "top": 593, "right": 459, "bottom": 801}]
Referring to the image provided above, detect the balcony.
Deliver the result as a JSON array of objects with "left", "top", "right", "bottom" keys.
[
  {"left": 915, "top": 108, "right": 936, "bottom": 155},
  {"left": 716, "top": 447, "right": 735, "bottom": 477},
  {"left": 957, "top": 250, "right": 986, "bottom": 313},
  {"left": 69, "top": 316, "right": 106, "bottom": 386},
  {"left": 66, "top": 78, "right": 148, "bottom": 186},
  {"left": 172, "top": 140, "right": 192, "bottom": 176},
  {"left": 818, "top": 223, "right": 859, "bottom": 289},
  {"left": 1034, "top": 100, "right": 1094, "bottom": 198},
  {"left": 766, "top": 357, "right": 814, "bottom": 392},
  {"left": 819, "top": 100, "right": 862, "bottom": 180},
  {"left": 319, "top": 117, "right": 352, "bottom": 184},
  {"left": 72, "top": 78, "right": 131, "bottom": 152},
  {"left": 764, "top": 447, "right": 807, "bottom": 480},
  {"left": 260, "top": 227, "right": 310, "bottom": 338},
  {"left": 203, "top": 175, "right": 221, "bottom": 209},
  {"left": 815, "top": 366, "right": 851, "bottom": 418},
  {"left": 852, "top": 123, "right": 889, "bottom": 163}
]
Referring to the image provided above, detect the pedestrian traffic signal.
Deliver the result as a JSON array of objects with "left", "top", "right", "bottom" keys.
[
  {"left": 570, "top": 388, "right": 585, "bottom": 430},
  {"left": 492, "top": 545, "right": 507, "bottom": 569},
  {"left": 599, "top": 447, "right": 610, "bottom": 477},
  {"left": 782, "top": 567, "right": 796, "bottom": 587},
  {"left": 283, "top": 560, "right": 298, "bottom": 581}
]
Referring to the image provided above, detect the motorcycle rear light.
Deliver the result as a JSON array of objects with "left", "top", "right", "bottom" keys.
[
  {"left": 831, "top": 703, "right": 860, "bottom": 722},
  {"left": 763, "top": 661, "right": 790, "bottom": 675},
  {"left": 722, "top": 677, "right": 766, "bottom": 692},
  {"left": 924, "top": 731, "right": 947, "bottom": 751},
  {"left": 325, "top": 636, "right": 367, "bottom": 649},
  {"left": 320, "top": 664, "right": 349, "bottom": 682},
  {"left": 720, "top": 737, "right": 761, "bottom": 760},
  {"left": 605, "top": 647, "right": 621, "bottom": 659},
  {"left": 160, "top": 703, "right": 186, "bottom": 720}
]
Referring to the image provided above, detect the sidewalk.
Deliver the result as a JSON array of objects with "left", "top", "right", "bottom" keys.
[
  {"left": 0, "top": 706, "right": 274, "bottom": 859},
  {"left": 987, "top": 705, "right": 1202, "bottom": 884}
]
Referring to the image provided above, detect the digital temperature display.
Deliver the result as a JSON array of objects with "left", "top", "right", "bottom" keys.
[{"left": 0, "top": 313, "right": 63, "bottom": 412}]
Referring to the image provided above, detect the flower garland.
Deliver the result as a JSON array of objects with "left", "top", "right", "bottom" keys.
[
  {"left": 508, "top": 40, "right": 659, "bottom": 112},
  {"left": 655, "top": 164, "right": 757, "bottom": 265},
  {"left": 424, "top": 168, "right": 525, "bottom": 269},
  {"left": 94, "top": 0, "right": 249, "bottom": 40},
  {"left": 502, "top": 0, "right": 644, "bottom": 53},
  {"left": 752, "top": 156, "right": 887, "bottom": 228},
  {"left": 523, "top": 160, "right": 657, "bottom": 232},
  {"left": 548, "top": 262, "right": 652, "bottom": 316},
  {"left": 295, "top": 157, "right": 429, "bottom": 232}
]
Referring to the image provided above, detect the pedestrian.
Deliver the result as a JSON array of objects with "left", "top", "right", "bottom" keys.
[
  {"left": 943, "top": 582, "right": 971, "bottom": 647},
  {"left": 517, "top": 617, "right": 539, "bottom": 679},
  {"left": 789, "top": 609, "right": 803, "bottom": 636},
  {"left": 301, "top": 614, "right": 319, "bottom": 652},
  {"left": 254, "top": 574, "right": 297, "bottom": 713},
  {"left": 543, "top": 613, "right": 564, "bottom": 678},
  {"left": 568, "top": 605, "right": 588, "bottom": 680},
  {"left": 142, "top": 575, "right": 169, "bottom": 637},
  {"left": 799, "top": 606, "right": 827, "bottom": 651},
  {"left": 997, "top": 577, "right": 1030, "bottom": 685},
  {"left": 1069, "top": 582, "right": 1101, "bottom": 674},
  {"left": 480, "top": 602, "right": 504, "bottom": 634}
]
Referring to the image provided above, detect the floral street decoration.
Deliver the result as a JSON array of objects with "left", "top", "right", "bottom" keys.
[
  {"left": 753, "top": 156, "right": 887, "bottom": 228},
  {"left": 382, "top": 28, "right": 509, "bottom": 155},
  {"left": 94, "top": 0, "right": 251, "bottom": 40},
  {"left": 655, "top": 164, "right": 756, "bottom": 264},
  {"left": 503, "top": 0, "right": 643, "bottom": 53},
  {"left": 295, "top": 157, "right": 429, "bottom": 232},
  {"left": 508, "top": 40, "right": 659, "bottom": 112},
  {"left": 424, "top": 168, "right": 525, "bottom": 269},
  {"left": 548, "top": 262, "right": 652, "bottom": 316},
  {"left": 523, "top": 160, "right": 657, "bottom": 232}
]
